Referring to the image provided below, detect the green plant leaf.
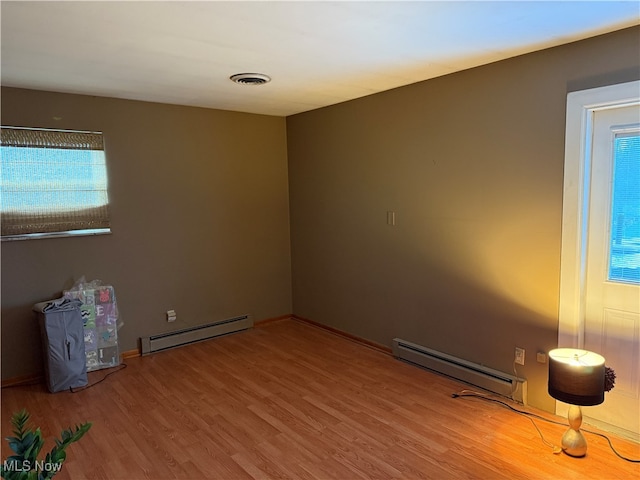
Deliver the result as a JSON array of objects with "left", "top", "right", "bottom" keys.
[
  {"left": 10, "top": 410, "right": 31, "bottom": 443},
  {"left": 6, "top": 438, "right": 22, "bottom": 455},
  {"left": 49, "top": 448, "right": 66, "bottom": 465}
]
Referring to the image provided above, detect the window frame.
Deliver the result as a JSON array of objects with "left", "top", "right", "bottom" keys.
[
  {"left": 1, "top": 126, "right": 112, "bottom": 241},
  {"left": 607, "top": 130, "right": 640, "bottom": 284}
]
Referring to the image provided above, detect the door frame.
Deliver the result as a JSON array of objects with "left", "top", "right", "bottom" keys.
[{"left": 558, "top": 80, "right": 640, "bottom": 419}]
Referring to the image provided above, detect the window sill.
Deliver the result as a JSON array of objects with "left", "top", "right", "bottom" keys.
[{"left": 1, "top": 228, "right": 111, "bottom": 242}]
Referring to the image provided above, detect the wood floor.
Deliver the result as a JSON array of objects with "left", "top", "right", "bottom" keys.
[{"left": 1, "top": 319, "right": 638, "bottom": 479}]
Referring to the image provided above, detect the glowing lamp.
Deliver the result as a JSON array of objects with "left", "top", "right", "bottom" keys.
[{"left": 548, "top": 348, "right": 605, "bottom": 457}]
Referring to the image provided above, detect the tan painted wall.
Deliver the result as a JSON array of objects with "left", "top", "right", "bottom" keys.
[
  {"left": 286, "top": 27, "right": 640, "bottom": 411},
  {"left": 1, "top": 88, "right": 292, "bottom": 380}
]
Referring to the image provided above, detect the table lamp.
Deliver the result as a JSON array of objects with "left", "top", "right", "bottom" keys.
[{"left": 548, "top": 348, "right": 605, "bottom": 457}]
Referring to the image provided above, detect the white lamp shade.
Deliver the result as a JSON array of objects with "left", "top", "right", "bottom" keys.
[{"left": 548, "top": 348, "right": 605, "bottom": 406}]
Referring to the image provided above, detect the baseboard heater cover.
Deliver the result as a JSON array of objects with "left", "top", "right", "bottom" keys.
[
  {"left": 141, "top": 315, "right": 252, "bottom": 355},
  {"left": 392, "top": 338, "right": 528, "bottom": 405}
]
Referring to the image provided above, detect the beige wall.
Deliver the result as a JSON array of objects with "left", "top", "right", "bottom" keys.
[
  {"left": 1, "top": 89, "right": 292, "bottom": 380},
  {"left": 286, "top": 26, "right": 640, "bottom": 411}
]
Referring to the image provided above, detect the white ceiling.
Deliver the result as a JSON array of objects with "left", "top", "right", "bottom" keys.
[{"left": 2, "top": 1, "right": 639, "bottom": 117}]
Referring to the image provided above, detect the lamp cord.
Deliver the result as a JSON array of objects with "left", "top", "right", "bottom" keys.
[{"left": 451, "top": 389, "right": 640, "bottom": 463}]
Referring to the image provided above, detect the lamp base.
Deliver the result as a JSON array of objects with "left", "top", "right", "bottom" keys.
[
  {"left": 562, "top": 405, "right": 588, "bottom": 457},
  {"left": 561, "top": 428, "right": 587, "bottom": 457}
]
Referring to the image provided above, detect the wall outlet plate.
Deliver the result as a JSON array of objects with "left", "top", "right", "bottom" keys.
[{"left": 515, "top": 347, "right": 525, "bottom": 366}]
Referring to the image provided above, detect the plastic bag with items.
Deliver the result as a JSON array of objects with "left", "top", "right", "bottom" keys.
[{"left": 64, "top": 277, "right": 123, "bottom": 372}]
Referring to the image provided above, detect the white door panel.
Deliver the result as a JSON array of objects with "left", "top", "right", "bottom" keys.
[{"left": 583, "top": 105, "right": 640, "bottom": 437}]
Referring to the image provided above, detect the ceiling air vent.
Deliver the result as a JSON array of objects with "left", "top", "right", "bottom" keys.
[{"left": 230, "top": 73, "right": 271, "bottom": 85}]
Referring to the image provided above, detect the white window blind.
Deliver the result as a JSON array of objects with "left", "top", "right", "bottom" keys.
[
  {"left": 1, "top": 126, "right": 111, "bottom": 238},
  {"left": 609, "top": 132, "right": 640, "bottom": 284}
]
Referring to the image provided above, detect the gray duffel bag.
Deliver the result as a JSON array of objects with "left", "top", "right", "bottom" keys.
[{"left": 34, "top": 297, "right": 88, "bottom": 393}]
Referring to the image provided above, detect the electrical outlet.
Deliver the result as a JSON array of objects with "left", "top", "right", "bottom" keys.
[
  {"left": 167, "top": 309, "right": 176, "bottom": 322},
  {"left": 515, "top": 347, "right": 525, "bottom": 366}
]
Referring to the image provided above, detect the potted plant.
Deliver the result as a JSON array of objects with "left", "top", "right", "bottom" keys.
[{"left": 1, "top": 409, "right": 91, "bottom": 479}]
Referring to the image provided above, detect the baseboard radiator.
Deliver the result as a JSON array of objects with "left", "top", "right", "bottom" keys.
[
  {"left": 392, "top": 338, "right": 528, "bottom": 405},
  {"left": 141, "top": 315, "right": 252, "bottom": 355}
]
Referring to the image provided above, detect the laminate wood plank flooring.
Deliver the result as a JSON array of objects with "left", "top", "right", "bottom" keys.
[{"left": 1, "top": 319, "right": 638, "bottom": 479}]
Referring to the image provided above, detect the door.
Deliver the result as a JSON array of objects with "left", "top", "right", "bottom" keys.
[
  {"left": 582, "top": 105, "right": 639, "bottom": 438},
  {"left": 558, "top": 81, "right": 640, "bottom": 442}
]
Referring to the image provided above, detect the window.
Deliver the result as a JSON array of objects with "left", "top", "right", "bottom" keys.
[
  {"left": 609, "top": 132, "right": 640, "bottom": 284},
  {"left": 1, "top": 126, "right": 111, "bottom": 240}
]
